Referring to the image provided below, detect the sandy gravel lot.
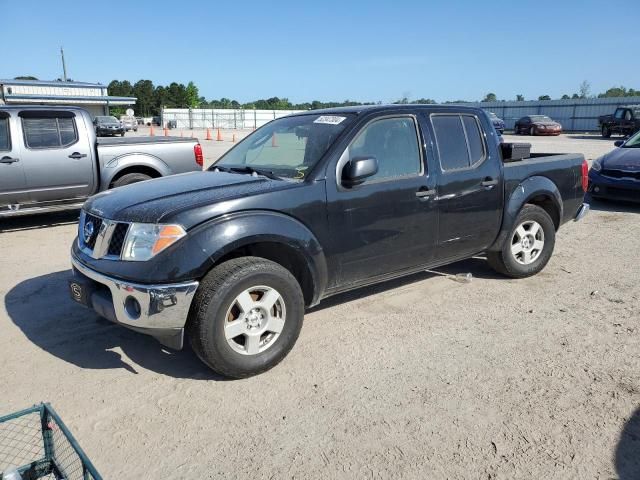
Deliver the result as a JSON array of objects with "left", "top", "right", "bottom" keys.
[{"left": 1, "top": 135, "right": 639, "bottom": 479}]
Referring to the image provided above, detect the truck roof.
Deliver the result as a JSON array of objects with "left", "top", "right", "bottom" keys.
[{"left": 296, "top": 104, "right": 484, "bottom": 116}]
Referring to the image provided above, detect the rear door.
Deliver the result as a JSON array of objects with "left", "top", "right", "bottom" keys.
[
  {"left": 0, "top": 112, "right": 29, "bottom": 205},
  {"left": 427, "top": 112, "right": 503, "bottom": 261},
  {"left": 19, "top": 110, "right": 95, "bottom": 202}
]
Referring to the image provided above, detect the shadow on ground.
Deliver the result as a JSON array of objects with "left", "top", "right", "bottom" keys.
[
  {"left": 5, "top": 270, "right": 223, "bottom": 380},
  {"left": 615, "top": 407, "right": 640, "bottom": 479},
  {"left": 0, "top": 210, "right": 80, "bottom": 233},
  {"left": 566, "top": 134, "right": 623, "bottom": 142},
  {"left": 587, "top": 195, "right": 640, "bottom": 214}
]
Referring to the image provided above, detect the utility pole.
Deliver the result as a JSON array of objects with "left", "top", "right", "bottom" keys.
[{"left": 60, "top": 47, "right": 67, "bottom": 81}]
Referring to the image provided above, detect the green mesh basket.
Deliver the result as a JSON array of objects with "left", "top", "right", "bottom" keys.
[{"left": 0, "top": 404, "right": 101, "bottom": 480}]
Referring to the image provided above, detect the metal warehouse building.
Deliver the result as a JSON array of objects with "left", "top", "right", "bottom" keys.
[
  {"left": 0, "top": 79, "right": 136, "bottom": 118},
  {"left": 465, "top": 96, "right": 640, "bottom": 132}
]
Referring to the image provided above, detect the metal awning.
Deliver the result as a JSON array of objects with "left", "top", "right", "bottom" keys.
[{"left": 3, "top": 94, "right": 136, "bottom": 105}]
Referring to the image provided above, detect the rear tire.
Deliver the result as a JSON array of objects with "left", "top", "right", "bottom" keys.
[
  {"left": 188, "top": 257, "right": 305, "bottom": 378},
  {"left": 110, "top": 172, "right": 152, "bottom": 188},
  {"left": 487, "top": 204, "right": 555, "bottom": 278}
]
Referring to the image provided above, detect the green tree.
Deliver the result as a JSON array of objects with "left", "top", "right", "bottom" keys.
[
  {"left": 14, "top": 75, "right": 38, "bottom": 80},
  {"left": 538, "top": 95, "right": 551, "bottom": 101},
  {"left": 561, "top": 94, "right": 570, "bottom": 100},
  {"left": 185, "top": 81, "right": 200, "bottom": 108},
  {"left": 516, "top": 94, "right": 525, "bottom": 101},
  {"left": 579, "top": 80, "right": 591, "bottom": 99},
  {"left": 132, "top": 80, "right": 155, "bottom": 116},
  {"left": 482, "top": 93, "right": 497, "bottom": 102}
]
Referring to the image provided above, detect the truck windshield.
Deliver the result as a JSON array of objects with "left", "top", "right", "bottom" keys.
[{"left": 212, "top": 113, "right": 354, "bottom": 180}]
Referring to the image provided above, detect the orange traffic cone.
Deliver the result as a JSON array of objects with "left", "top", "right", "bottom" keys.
[
  {"left": 149, "top": 125, "right": 155, "bottom": 136},
  {"left": 205, "top": 128, "right": 213, "bottom": 141},
  {"left": 271, "top": 132, "right": 278, "bottom": 147},
  {"left": 232, "top": 133, "right": 236, "bottom": 143},
  {"left": 216, "top": 128, "right": 223, "bottom": 141}
]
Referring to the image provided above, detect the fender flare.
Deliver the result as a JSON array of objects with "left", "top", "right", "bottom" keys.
[
  {"left": 489, "top": 176, "right": 563, "bottom": 251},
  {"left": 100, "top": 153, "right": 171, "bottom": 190},
  {"left": 190, "top": 210, "right": 328, "bottom": 306}
]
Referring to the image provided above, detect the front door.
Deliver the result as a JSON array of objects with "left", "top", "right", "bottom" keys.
[
  {"left": 19, "top": 111, "right": 95, "bottom": 203},
  {"left": 427, "top": 113, "right": 503, "bottom": 261},
  {"left": 326, "top": 114, "right": 438, "bottom": 288},
  {"left": 0, "top": 113, "right": 28, "bottom": 206}
]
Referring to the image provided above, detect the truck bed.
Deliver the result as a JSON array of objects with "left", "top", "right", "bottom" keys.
[
  {"left": 97, "top": 136, "right": 197, "bottom": 147},
  {"left": 503, "top": 152, "right": 585, "bottom": 225}
]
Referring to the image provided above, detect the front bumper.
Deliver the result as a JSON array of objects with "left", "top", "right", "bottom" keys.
[
  {"left": 70, "top": 254, "right": 199, "bottom": 349},
  {"left": 588, "top": 170, "right": 640, "bottom": 203}
]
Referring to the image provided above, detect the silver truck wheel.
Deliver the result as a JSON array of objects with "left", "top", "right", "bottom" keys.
[
  {"left": 188, "top": 256, "right": 304, "bottom": 378},
  {"left": 224, "top": 285, "right": 286, "bottom": 355},
  {"left": 510, "top": 220, "right": 545, "bottom": 265},
  {"left": 486, "top": 204, "right": 555, "bottom": 279}
]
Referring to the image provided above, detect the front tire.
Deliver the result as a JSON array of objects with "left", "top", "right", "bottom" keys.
[
  {"left": 602, "top": 126, "right": 611, "bottom": 138},
  {"left": 529, "top": 126, "right": 536, "bottom": 136},
  {"left": 188, "top": 257, "right": 305, "bottom": 378},
  {"left": 487, "top": 204, "right": 555, "bottom": 278}
]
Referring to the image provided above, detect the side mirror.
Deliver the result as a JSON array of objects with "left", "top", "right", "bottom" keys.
[
  {"left": 614, "top": 140, "right": 624, "bottom": 147},
  {"left": 342, "top": 156, "right": 378, "bottom": 186}
]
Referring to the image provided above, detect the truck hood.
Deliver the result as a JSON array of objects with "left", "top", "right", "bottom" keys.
[
  {"left": 601, "top": 147, "right": 640, "bottom": 171},
  {"left": 84, "top": 171, "right": 292, "bottom": 226}
]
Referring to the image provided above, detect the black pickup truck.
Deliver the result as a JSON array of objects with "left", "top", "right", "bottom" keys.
[
  {"left": 69, "top": 105, "right": 589, "bottom": 378},
  {"left": 599, "top": 105, "right": 640, "bottom": 138}
]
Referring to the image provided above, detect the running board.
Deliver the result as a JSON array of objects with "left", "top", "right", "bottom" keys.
[{"left": 0, "top": 202, "right": 85, "bottom": 217}]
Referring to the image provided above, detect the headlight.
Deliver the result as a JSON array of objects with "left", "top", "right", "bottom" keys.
[
  {"left": 591, "top": 158, "right": 603, "bottom": 172},
  {"left": 121, "top": 223, "right": 186, "bottom": 261},
  {"left": 537, "top": 125, "right": 546, "bottom": 129}
]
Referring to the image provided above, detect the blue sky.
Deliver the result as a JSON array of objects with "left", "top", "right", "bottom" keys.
[{"left": 2, "top": 0, "right": 639, "bottom": 103}]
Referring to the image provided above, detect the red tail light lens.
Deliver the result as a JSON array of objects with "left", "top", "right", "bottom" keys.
[
  {"left": 581, "top": 159, "right": 588, "bottom": 192},
  {"left": 194, "top": 143, "right": 203, "bottom": 168}
]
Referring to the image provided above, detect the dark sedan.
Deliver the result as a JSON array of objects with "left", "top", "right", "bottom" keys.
[
  {"left": 589, "top": 132, "right": 640, "bottom": 202},
  {"left": 94, "top": 116, "right": 125, "bottom": 137},
  {"left": 514, "top": 115, "right": 562, "bottom": 136}
]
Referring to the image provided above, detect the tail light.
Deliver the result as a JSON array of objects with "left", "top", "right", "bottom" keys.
[
  {"left": 194, "top": 143, "right": 203, "bottom": 168},
  {"left": 581, "top": 159, "right": 588, "bottom": 192}
]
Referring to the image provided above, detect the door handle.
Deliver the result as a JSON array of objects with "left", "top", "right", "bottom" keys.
[
  {"left": 481, "top": 177, "right": 499, "bottom": 188},
  {"left": 416, "top": 188, "right": 436, "bottom": 199},
  {"left": 0, "top": 156, "right": 19, "bottom": 164},
  {"left": 68, "top": 152, "right": 87, "bottom": 159}
]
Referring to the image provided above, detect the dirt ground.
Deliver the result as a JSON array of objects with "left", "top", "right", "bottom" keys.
[{"left": 1, "top": 134, "right": 639, "bottom": 479}]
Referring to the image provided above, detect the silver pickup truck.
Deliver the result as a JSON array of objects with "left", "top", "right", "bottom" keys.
[{"left": 0, "top": 106, "right": 203, "bottom": 217}]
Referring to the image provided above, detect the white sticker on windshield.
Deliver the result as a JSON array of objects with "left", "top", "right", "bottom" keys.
[{"left": 314, "top": 115, "right": 346, "bottom": 125}]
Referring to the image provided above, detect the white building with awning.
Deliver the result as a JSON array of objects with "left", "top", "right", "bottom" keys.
[{"left": 0, "top": 79, "right": 136, "bottom": 118}]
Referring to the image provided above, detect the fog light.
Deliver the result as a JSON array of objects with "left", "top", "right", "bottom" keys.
[
  {"left": 594, "top": 186, "right": 600, "bottom": 193},
  {"left": 124, "top": 296, "right": 141, "bottom": 320}
]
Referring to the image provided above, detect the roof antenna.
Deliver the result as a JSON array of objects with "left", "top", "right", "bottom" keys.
[{"left": 60, "top": 46, "right": 68, "bottom": 82}]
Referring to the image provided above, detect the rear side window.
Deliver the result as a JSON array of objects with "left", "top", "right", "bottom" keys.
[
  {"left": 22, "top": 116, "right": 78, "bottom": 149},
  {"left": 431, "top": 114, "right": 486, "bottom": 171},
  {"left": 0, "top": 117, "right": 9, "bottom": 151}
]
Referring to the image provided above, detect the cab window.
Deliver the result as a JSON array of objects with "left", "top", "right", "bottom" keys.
[
  {"left": 22, "top": 116, "right": 78, "bottom": 149},
  {"left": 0, "top": 116, "right": 10, "bottom": 151}
]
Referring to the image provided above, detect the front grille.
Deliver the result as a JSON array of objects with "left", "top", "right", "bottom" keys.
[
  {"left": 108, "top": 222, "right": 130, "bottom": 256},
  {"left": 79, "top": 211, "right": 129, "bottom": 259},
  {"left": 601, "top": 169, "right": 640, "bottom": 181},
  {"left": 83, "top": 213, "right": 103, "bottom": 249}
]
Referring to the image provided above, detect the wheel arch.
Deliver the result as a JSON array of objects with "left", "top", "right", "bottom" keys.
[
  {"left": 191, "top": 211, "right": 328, "bottom": 307},
  {"left": 489, "top": 176, "right": 563, "bottom": 251},
  {"left": 101, "top": 153, "right": 170, "bottom": 189}
]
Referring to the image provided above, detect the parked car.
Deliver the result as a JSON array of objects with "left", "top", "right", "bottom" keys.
[
  {"left": 68, "top": 105, "right": 589, "bottom": 378},
  {"left": 94, "top": 115, "right": 125, "bottom": 137},
  {"left": 486, "top": 111, "right": 505, "bottom": 134},
  {"left": 588, "top": 130, "right": 640, "bottom": 202},
  {"left": 514, "top": 115, "right": 562, "bottom": 136},
  {"left": 0, "top": 106, "right": 204, "bottom": 217},
  {"left": 120, "top": 115, "right": 138, "bottom": 132},
  {"left": 598, "top": 105, "right": 640, "bottom": 138}
]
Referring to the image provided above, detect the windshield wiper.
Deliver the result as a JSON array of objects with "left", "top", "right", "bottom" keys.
[{"left": 213, "top": 165, "right": 281, "bottom": 180}]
